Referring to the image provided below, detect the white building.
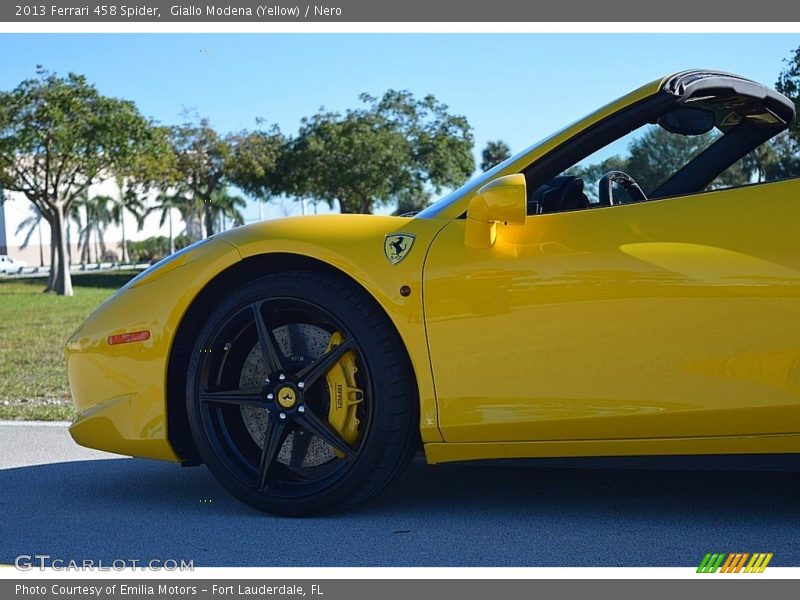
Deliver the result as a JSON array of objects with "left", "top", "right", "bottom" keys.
[{"left": 0, "top": 179, "right": 187, "bottom": 266}]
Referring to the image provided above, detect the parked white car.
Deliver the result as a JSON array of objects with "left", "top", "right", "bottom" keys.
[{"left": 0, "top": 255, "right": 28, "bottom": 274}]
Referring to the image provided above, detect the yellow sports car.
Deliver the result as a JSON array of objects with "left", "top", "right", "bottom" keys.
[{"left": 67, "top": 70, "right": 800, "bottom": 516}]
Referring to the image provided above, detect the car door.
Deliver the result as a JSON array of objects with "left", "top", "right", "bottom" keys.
[{"left": 423, "top": 179, "right": 800, "bottom": 443}]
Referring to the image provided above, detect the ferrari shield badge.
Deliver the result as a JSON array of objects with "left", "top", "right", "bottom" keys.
[{"left": 384, "top": 233, "right": 415, "bottom": 265}]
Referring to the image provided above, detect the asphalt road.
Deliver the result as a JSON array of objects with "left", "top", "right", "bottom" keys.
[{"left": 1, "top": 421, "right": 799, "bottom": 567}]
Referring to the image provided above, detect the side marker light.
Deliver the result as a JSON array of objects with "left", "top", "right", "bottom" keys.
[{"left": 108, "top": 330, "right": 151, "bottom": 345}]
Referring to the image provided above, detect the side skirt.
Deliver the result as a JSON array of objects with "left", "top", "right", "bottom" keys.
[{"left": 424, "top": 433, "right": 800, "bottom": 469}]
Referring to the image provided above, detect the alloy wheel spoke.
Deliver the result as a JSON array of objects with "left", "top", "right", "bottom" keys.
[
  {"left": 296, "top": 337, "right": 356, "bottom": 388},
  {"left": 199, "top": 388, "right": 264, "bottom": 407},
  {"left": 251, "top": 302, "right": 285, "bottom": 375},
  {"left": 288, "top": 431, "right": 313, "bottom": 468},
  {"left": 257, "top": 414, "right": 289, "bottom": 492},
  {"left": 296, "top": 407, "right": 356, "bottom": 460}
]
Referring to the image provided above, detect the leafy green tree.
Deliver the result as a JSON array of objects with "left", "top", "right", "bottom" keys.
[
  {"left": 776, "top": 45, "right": 800, "bottom": 145},
  {"left": 226, "top": 128, "right": 286, "bottom": 216},
  {"left": 624, "top": 126, "right": 800, "bottom": 193},
  {"left": 286, "top": 90, "right": 474, "bottom": 214},
  {"left": 769, "top": 47, "right": 800, "bottom": 180},
  {"left": 568, "top": 127, "right": 753, "bottom": 199},
  {"left": 393, "top": 185, "right": 431, "bottom": 216},
  {"left": 480, "top": 140, "right": 511, "bottom": 171},
  {"left": 373, "top": 90, "right": 474, "bottom": 200},
  {"left": 169, "top": 117, "right": 243, "bottom": 238},
  {"left": 0, "top": 68, "right": 164, "bottom": 295},
  {"left": 285, "top": 110, "right": 399, "bottom": 214},
  {"left": 761, "top": 131, "right": 800, "bottom": 180},
  {"left": 625, "top": 126, "right": 720, "bottom": 194}
]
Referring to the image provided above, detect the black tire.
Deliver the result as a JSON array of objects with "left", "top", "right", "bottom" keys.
[{"left": 185, "top": 270, "right": 419, "bottom": 516}]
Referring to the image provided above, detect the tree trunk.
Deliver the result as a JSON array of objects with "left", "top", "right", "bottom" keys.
[
  {"left": 185, "top": 207, "right": 203, "bottom": 241},
  {"left": 168, "top": 211, "right": 175, "bottom": 255},
  {"left": 85, "top": 204, "right": 92, "bottom": 264},
  {"left": 98, "top": 227, "right": 106, "bottom": 258},
  {"left": 204, "top": 198, "right": 214, "bottom": 237},
  {"left": 82, "top": 226, "right": 89, "bottom": 265},
  {"left": 66, "top": 218, "right": 72, "bottom": 265},
  {"left": 46, "top": 220, "right": 57, "bottom": 292},
  {"left": 120, "top": 211, "right": 128, "bottom": 263},
  {"left": 37, "top": 222, "right": 44, "bottom": 268},
  {"left": 337, "top": 198, "right": 352, "bottom": 214},
  {"left": 53, "top": 204, "right": 73, "bottom": 296}
]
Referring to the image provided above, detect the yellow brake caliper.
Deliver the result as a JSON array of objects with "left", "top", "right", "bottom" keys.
[{"left": 324, "top": 332, "right": 363, "bottom": 455}]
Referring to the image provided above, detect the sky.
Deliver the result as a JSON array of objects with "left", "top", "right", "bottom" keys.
[{"left": 1, "top": 33, "right": 798, "bottom": 220}]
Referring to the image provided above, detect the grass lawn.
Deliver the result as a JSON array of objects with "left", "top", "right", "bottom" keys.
[{"left": 0, "top": 271, "right": 138, "bottom": 421}]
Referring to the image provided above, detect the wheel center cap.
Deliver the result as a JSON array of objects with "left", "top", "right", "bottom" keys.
[{"left": 276, "top": 386, "right": 297, "bottom": 409}]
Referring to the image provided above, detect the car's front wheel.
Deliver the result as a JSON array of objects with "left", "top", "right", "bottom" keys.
[{"left": 185, "top": 270, "right": 419, "bottom": 516}]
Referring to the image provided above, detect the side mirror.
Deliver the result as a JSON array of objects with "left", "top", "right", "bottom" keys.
[{"left": 465, "top": 174, "right": 527, "bottom": 248}]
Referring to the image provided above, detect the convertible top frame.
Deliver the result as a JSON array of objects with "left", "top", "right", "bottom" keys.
[{"left": 520, "top": 69, "right": 796, "bottom": 205}]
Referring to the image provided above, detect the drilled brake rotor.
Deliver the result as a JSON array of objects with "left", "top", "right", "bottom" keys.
[{"left": 239, "top": 323, "right": 361, "bottom": 469}]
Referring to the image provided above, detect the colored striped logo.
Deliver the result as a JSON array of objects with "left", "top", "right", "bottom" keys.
[{"left": 697, "top": 553, "right": 773, "bottom": 573}]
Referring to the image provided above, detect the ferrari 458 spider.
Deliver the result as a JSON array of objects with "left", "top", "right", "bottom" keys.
[{"left": 67, "top": 70, "right": 800, "bottom": 515}]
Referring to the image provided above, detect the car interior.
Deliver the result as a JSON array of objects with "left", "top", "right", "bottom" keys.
[{"left": 524, "top": 74, "right": 796, "bottom": 216}]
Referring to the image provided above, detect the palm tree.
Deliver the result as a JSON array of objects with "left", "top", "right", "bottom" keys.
[
  {"left": 15, "top": 204, "right": 45, "bottom": 267},
  {"left": 66, "top": 203, "right": 82, "bottom": 266},
  {"left": 210, "top": 187, "right": 246, "bottom": 233},
  {"left": 145, "top": 192, "right": 191, "bottom": 255},
  {"left": 91, "top": 195, "right": 113, "bottom": 262},
  {"left": 110, "top": 179, "right": 145, "bottom": 264},
  {"left": 74, "top": 194, "right": 113, "bottom": 264},
  {"left": 481, "top": 140, "right": 512, "bottom": 171},
  {"left": 72, "top": 193, "right": 90, "bottom": 265}
]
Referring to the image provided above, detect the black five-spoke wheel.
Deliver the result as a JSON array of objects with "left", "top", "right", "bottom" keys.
[{"left": 186, "top": 271, "right": 419, "bottom": 516}]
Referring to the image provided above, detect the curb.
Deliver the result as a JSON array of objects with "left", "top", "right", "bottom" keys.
[{"left": 0, "top": 420, "right": 72, "bottom": 427}]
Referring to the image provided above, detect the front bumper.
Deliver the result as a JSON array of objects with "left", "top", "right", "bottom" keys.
[{"left": 66, "top": 238, "right": 240, "bottom": 460}]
